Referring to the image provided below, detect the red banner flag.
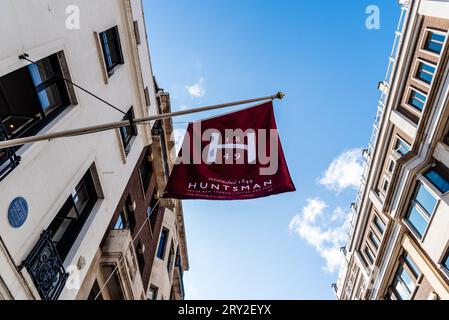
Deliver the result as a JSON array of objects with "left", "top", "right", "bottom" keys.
[{"left": 163, "top": 101, "right": 295, "bottom": 200}]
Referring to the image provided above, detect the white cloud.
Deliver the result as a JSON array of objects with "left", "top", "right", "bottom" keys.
[
  {"left": 289, "top": 198, "right": 352, "bottom": 273},
  {"left": 186, "top": 77, "right": 205, "bottom": 98},
  {"left": 178, "top": 105, "right": 190, "bottom": 111},
  {"left": 302, "top": 198, "right": 327, "bottom": 223},
  {"left": 331, "top": 207, "right": 347, "bottom": 222},
  {"left": 318, "top": 149, "right": 364, "bottom": 192}
]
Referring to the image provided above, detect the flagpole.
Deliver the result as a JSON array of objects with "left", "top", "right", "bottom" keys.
[{"left": 0, "top": 92, "right": 285, "bottom": 149}]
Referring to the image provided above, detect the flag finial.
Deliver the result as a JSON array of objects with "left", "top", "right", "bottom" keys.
[{"left": 275, "top": 92, "right": 285, "bottom": 100}]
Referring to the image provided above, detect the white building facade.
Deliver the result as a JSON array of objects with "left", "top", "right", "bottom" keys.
[{"left": 0, "top": 0, "right": 188, "bottom": 300}]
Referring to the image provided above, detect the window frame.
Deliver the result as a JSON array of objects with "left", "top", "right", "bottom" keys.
[
  {"left": 391, "top": 266, "right": 414, "bottom": 300},
  {"left": 373, "top": 214, "right": 386, "bottom": 235},
  {"left": 441, "top": 249, "right": 449, "bottom": 275},
  {"left": 368, "top": 229, "right": 381, "bottom": 251},
  {"left": 99, "top": 26, "right": 124, "bottom": 77},
  {"left": 113, "top": 202, "right": 132, "bottom": 231},
  {"left": 413, "top": 59, "right": 436, "bottom": 86},
  {"left": 167, "top": 241, "right": 174, "bottom": 273},
  {"left": 87, "top": 280, "right": 103, "bottom": 300},
  {"left": 124, "top": 195, "right": 135, "bottom": 232},
  {"left": 148, "top": 285, "right": 158, "bottom": 300},
  {"left": 407, "top": 87, "right": 427, "bottom": 112},
  {"left": 156, "top": 228, "right": 169, "bottom": 260},
  {"left": 393, "top": 136, "right": 411, "bottom": 157},
  {"left": 423, "top": 165, "right": 449, "bottom": 195},
  {"left": 119, "top": 107, "right": 138, "bottom": 155},
  {"left": 138, "top": 152, "right": 153, "bottom": 197},
  {"left": 388, "top": 254, "right": 421, "bottom": 300},
  {"left": 387, "top": 157, "right": 396, "bottom": 176},
  {"left": 147, "top": 192, "right": 159, "bottom": 232},
  {"left": 113, "top": 212, "right": 126, "bottom": 230},
  {"left": 379, "top": 175, "right": 390, "bottom": 197},
  {"left": 405, "top": 179, "right": 439, "bottom": 241},
  {"left": 47, "top": 167, "right": 99, "bottom": 261},
  {"left": 0, "top": 53, "right": 72, "bottom": 151},
  {"left": 367, "top": 212, "right": 385, "bottom": 257},
  {"left": 421, "top": 29, "right": 447, "bottom": 56},
  {"left": 101, "top": 263, "right": 126, "bottom": 300},
  {"left": 363, "top": 245, "right": 375, "bottom": 266}
]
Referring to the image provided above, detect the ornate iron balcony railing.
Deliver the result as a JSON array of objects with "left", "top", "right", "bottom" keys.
[
  {"left": 0, "top": 121, "right": 21, "bottom": 182},
  {"left": 22, "top": 230, "right": 69, "bottom": 300}
]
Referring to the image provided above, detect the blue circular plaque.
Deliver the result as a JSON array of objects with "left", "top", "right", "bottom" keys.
[{"left": 8, "top": 197, "right": 28, "bottom": 228}]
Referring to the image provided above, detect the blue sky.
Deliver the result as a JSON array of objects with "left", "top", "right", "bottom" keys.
[{"left": 143, "top": 0, "right": 401, "bottom": 299}]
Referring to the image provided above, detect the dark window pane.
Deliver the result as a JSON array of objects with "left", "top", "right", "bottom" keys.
[
  {"left": 113, "top": 212, "right": 125, "bottom": 230},
  {"left": 404, "top": 255, "right": 421, "bottom": 278},
  {"left": 388, "top": 160, "right": 395, "bottom": 173},
  {"left": 369, "top": 232, "right": 380, "bottom": 250},
  {"left": 374, "top": 216, "right": 385, "bottom": 234},
  {"left": 149, "top": 286, "right": 158, "bottom": 300},
  {"left": 394, "top": 281, "right": 410, "bottom": 300},
  {"left": 99, "top": 26, "right": 124, "bottom": 75},
  {"left": 364, "top": 247, "right": 374, "bottom": 264},
  {"left": 101, "top": 32, "right": 113, "bottom": 69},
  {"left": 51, "top": 215, "right": 76, "bottom": 244},
  {"left": 432, "top": 33, "right": 446, "bottom": 43},
  {"left": 148, "top": 193, "right": 159, "bottom": 231},
  {"left": 425, "top": 32, "right": 446, "bottom": 54},
  {"left": 424, "top": 167, "right": 449, "bottom": 193},
  {"left": 390, "top": 255, "right": 419, "bottom": 301},
  {"left": 399, "top": 267, "right": 415, "bottom": 294},
  {"left": 2, "top": 115, "right": 38, "bottom": 137},
  {"left": 102, "top": 265, "right": 125, "bottom": 300},
  {"left": 47, "top": 169, "right": 98, "bottom": 261},
  {"left": 167, "top": 243, "right": 174, "bottom": 272},
  {"left": 444, "top": 254, "right": 449, "bottom": 270},
  {"left": 157, "top": 229, "right": 168, "bottom": 259},
  {"left": 415, "top": 183, "right": 437, "bottom": 215},
  {"left": 136, "top": 241, "right": 145, "bottom": 274},
  {"left": 417, "top": 62, "right": 435, "bottom": 84},
  {"left": 124, "top": 196, "right": 135, "bottom": 231},
  {"left": 120, "top": 108, "right": 137, "bottom": 153},
  {"left": 395, "top": 138, "right": 410, "bottom": 156},
  {"left": 0, "top": 148, "right": 7, "bottom": 164},
  {"left": 73, "top": 182, "right": 91, "bottom": 214},
  {"left": 0, "top": 53, "right": 70, "bottom": 141},
  {"left": 120, "top": 126, "right": 131, "bottom": 145},
  {"left": 393, "top": 268, "right": 412, "bottom": 300},
  {"left": 0, "top": 66, "right": 42, "bottom": 137},
  {"left": 407, "top": 204, "right": 428, "bottom": 238},
  {"left": 140, "top": 156, "right": 152, "bottom": 192},
  {"left": 38, "top": 83, "right": 62, "bottom": 114},
  {"left": 428, "top": 41, "right": 443, "bottom": 53},
  {"left": 88, "top": 280, "right": 103, "bottom": 300},
  {"left": 28, "top": 61, "right": 53, "bottom": 86},
  {"left": 408, "top": 90, "right": 426, "bottom": 111}
]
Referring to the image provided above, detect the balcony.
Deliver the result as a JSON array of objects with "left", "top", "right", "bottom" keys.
[
  {"left": 21, "top": 230, "right": 69, "bottom": 300},
  {"left": 99, "top": 229, "right": 145, "bottom": 300}
]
